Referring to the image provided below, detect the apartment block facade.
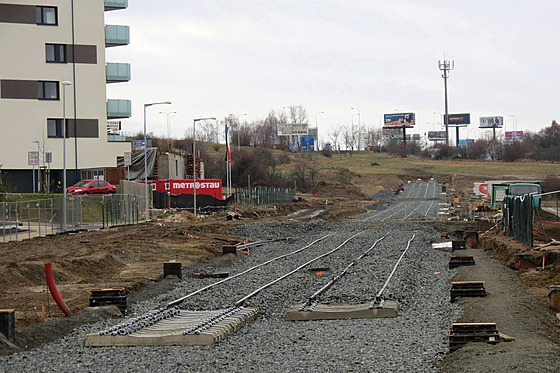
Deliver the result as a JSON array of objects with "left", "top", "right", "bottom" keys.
[{"left": 0, "top": 0, "right": 131, "bottom": 192}]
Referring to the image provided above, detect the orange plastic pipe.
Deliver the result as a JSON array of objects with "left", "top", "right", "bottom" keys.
[{"left": 44, "top": 263, "right": 71, "bottom": 316}]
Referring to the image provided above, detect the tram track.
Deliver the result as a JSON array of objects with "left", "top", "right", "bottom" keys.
[{"left": 2, "top": 205, "right": 461, "bottom": 372}]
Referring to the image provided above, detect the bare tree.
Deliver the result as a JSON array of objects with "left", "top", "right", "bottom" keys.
[
  {"left": 328, "top": 125, "right": 342, "bottom": 152},
  {"left": 341, "top": 125, "right": 353, "bottom": 151}
]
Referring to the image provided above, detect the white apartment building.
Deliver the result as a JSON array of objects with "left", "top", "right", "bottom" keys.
[{"left": 0, "top": 0, "right": 131, "bottom": 192}]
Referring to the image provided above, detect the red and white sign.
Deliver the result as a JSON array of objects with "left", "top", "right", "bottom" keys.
[
  {"left": 149, "top": 179, "right": 223, "bottom": 199},
  {"left": 28, "top": 151, "right": 39, "bottom": 166},
  {"left": 472, "top": 183, "right": 488, "bottom": 197}
]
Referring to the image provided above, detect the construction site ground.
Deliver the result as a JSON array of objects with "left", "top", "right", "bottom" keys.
[{"left": 1, "top": 172, "right": 560, "bottom": 372}]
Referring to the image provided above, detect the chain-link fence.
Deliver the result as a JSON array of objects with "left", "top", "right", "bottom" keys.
[
  {"left": 230, "top": 186, "right": 296, "bottom": 205},
  {"left": 1, "top": 194, "right": 140, "bottom": 243}
]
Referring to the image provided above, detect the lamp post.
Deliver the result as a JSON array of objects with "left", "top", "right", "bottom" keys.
[
  {"left": 33, "top": 140, "right": 40, "bottom": 192},
  {"left": 232, "top": 113, "right": 247, "bottom": 150},
  {"left": 351, "top": 108, "right": 359, "bottom": 151},
  {"left": 144, "top": 101, "right": 172, "bottom": 221},
  {"left": 315, "top": 112, "right": 323, "bottom": 151},
  {"left": 509, "top": 114, "right": 517, "bottom": 131},
  {"left": 160, "top": 111, "right": 176, "bottom": 151},
  {"left": 193, "top": 117, "right": 216, "bottom": 217},
  {"left": 61, "top": 80, "right": 71, "bottom": 232}
]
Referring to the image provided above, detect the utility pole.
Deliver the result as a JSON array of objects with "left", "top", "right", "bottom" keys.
[{"left": 438, "top": 58, "right": 454, "bottom": 146}]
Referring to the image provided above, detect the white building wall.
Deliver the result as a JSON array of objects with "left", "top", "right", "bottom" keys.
[{"left": 0, "top": 0, "right": 130, "bottom": 174}]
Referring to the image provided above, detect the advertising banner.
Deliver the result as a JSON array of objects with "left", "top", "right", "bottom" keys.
[
  {"left": 505, "top": 131, "right": 524, "bottom": 139},
  {"left": 152, "top": 179, "right": 222, "bottom": 199},
  {"left": 479, "top": 116, "right": 503, "bottom": 128},
  {"left": 107, "top": 120, "right": 121, "bottom": 134},
  {"left": 427, "top": 131, "right": 446, "bottom": 141},
  {"left": 445, "top": 113, "right": 470, "bottom": 127},
  {"left": 383, "top": 113, "right": 415, "bottom": 127},
  {"left": 277, "top": 123, "right": 308, "bottom": 136}
]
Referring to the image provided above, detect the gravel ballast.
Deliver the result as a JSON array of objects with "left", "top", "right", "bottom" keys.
[
  {"left": 0, "top": 221, "right": 460, "bottom": 372},
  {"left": 0, "top": 182, "right": 461, "bottom": 372}
]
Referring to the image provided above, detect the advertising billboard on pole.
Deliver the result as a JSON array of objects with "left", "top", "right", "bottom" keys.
[
  {"left": 383, "top": 113, "right": 415, "bottom": 127},
  {"left": 277, "top": 123, "right": 309, "bottom": 136},
  {"left": 427, "top": 131, "right": 447, "bottom": 141},
  {"left": 505, "top": 131, "right": 524, "bottom": 139},
  {"left": 445, "top": 113, "right": 470, "bottom": 127},
  {"left": 479, "top": 116, "right": 503, "bottom": 128}
]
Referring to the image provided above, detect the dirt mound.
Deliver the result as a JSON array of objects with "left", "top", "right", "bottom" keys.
[{"left": 162, "top": 211, "right": 198, "bottom": 223}]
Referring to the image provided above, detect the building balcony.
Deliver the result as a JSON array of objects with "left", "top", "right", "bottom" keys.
[
  {"left": 105, "top": 25, "right": 130, "bottom": 47},
  {"left": 104, "top": 0, "right": 128, "bottom": 11},
  {"left": 106, "top": 63, "right": 131, "bottom": 83},
  {"left": 107, "top": 99, "right": 131, "bottom": 119},
  {"left": 107, "top": 134, "right": 128, "bottom": 142}
]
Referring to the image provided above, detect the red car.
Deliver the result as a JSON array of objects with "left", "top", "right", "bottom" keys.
[{"left": 66, "top": 180, "right": 116, "bottom": 195}]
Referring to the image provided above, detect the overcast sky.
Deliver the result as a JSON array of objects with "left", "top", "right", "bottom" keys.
[{"left": 105, "top": 0, "right": 560, "bottom": 145}]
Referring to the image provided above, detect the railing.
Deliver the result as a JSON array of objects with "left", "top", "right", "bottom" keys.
[
  {"left": 107, "top": 99, "right": 132, "bottom": 119},
  {"left": 105, "top": 25, "right": 130, "bottom": 46},
  {"left": 1, "top": 194, "right": 140, "bottom": 243},
  {"left": 230, "top": 186, "right": 296, "bottom": 205},
  {"left": 106, "top": 62, "right": 131, "bottom": 83},
  {"left": 105, "top": 0, "right": 128, "bottom": 11}
]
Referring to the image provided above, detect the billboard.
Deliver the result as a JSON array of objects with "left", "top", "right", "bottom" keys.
[
  {"left": 383, "top": 113, "right": 415, "bottom": 127},
  {"left": 277, "top": 123, "right": 308, "bottom": 136},
  {"left": 427, "top": 131, "right": 446, "bottom": 141},
  {"left": 445, "top": 113, "right": 470, "bottom": 127},
  {"left": 505, "top": 131, "right": 524, "bottom": 139},
  {"left": 479, "top": 116, "right": 503, "bottom": 128},
  {"left": 107, "top": 120, "right": 121, "bottom": 134}
]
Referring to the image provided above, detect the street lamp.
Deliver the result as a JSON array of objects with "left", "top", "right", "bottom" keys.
[
  {"left": 193, "top": 117, "right": 216, "bottom": 217},
  {"left": 351, "top": 108, "right": 360, "bottom": 151},
  {"left": 61, "top": 80, "right": 72, "bottom": 232},
  {"left": 509, "top": 114, "right": 517, "bottom": 131},
  {"left": 33, "top": 140, "right": 40, "bottom": 193},
  {"left": 315, "top": 112, "right": 324, "bottom": 151},
  {"left": 232, "top": 113, "right": 247, "bottom": 150},
  {"left": 144, "top": 101, "right": 172, "bottom": 221},
  {"left": 160, "top": 111, "right": 176, "bottom": 151}
]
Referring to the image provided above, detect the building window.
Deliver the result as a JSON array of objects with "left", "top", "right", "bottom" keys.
[
  {"left": 36, "top": 6, "right": 57, "bottom": 25},
  {"left": 47, "top": 119, "right": 64, "bottom": 138},
  {"left": 38, "top": 81, "right": 59, "bottom": 100},
  {"left": 46, "top": 44, "right": 66, "bottom": 63}
]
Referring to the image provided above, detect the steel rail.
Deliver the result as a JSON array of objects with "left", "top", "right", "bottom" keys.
[
  {"left": 363, "top": 201, "right": 407, "bottom": 221},
  {"left": 381, "top": 200, "right": 418, "bottom": 221},
  {"left": 370, "top": 233, "right": 416, "bottom": 308},
  {"left": 403, "top": 200, "right": 427, "bottom": 220},
  {"left": 234, "top": 231, "right": 364, "bottom": 307},
  {"left": 300, "top": 236, "right": 386, "bottom": 311},
  {"left": 414, "top": 181, "right": 423, "bottom": 199},
  {"left": 166, "top": 233, "right": 335, "bottom": 308}
]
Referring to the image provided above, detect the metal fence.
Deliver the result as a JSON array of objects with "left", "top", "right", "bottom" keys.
[
  {"left": 1, "top": 194, "right": 140, "bottom": 243},
  {"left": 502, "top": 195, "right": 534, "bottom": 247},
  {"left": 230, "top": 186, "right": 296, "bottom": 205}
]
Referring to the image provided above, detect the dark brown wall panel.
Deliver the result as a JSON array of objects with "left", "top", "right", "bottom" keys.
[
  {"left": 67, "top": 45, "right": 97, "bottom": 64},
  {"left": 0, "top": 4, "right": 36, "bottom": 24},
  {"left": 1, "top": 80, "right": 38, "bottom": 99},
  {"left": 67, "top": 119, "right": 99, "bottom": 138}
]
